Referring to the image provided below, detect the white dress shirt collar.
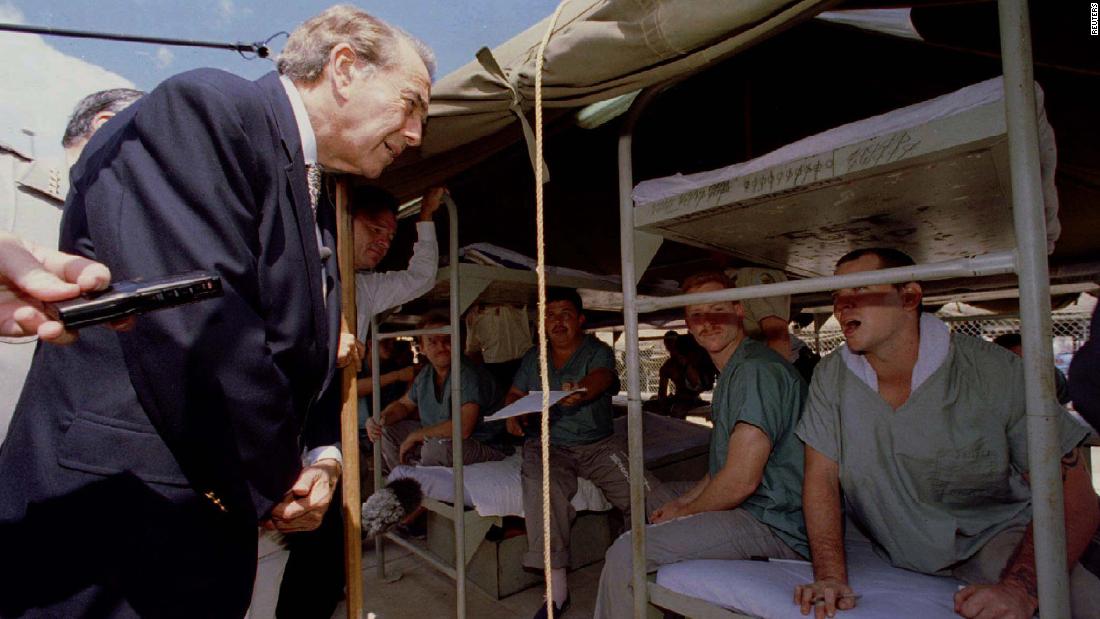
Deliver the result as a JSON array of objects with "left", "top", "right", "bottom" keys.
[{"left": 279, "top": 75, "right": 317, "bottom": 166}]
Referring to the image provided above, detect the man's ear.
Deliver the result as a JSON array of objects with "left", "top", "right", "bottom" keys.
[
  {"left": 577, "top": 312, "right": 586, "bottom": 328},
  {"left": 328, "top": 43, "right": 359, "bottom": 100},
  {"left": 91, "top": 111, "right": 115, "bottom": 133},
  {"left": 900, "top": 282, "right": 923, "bottom": 311}
]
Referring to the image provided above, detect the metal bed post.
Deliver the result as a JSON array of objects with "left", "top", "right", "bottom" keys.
[
  {"left": 618, "top": 85, "right": 667, "bottom": 618},
  {"left": 997, "top": 0, "right": 1069, "bottom": 615},
  {"left": 370, "top": 315, "right": 385, "bottom": 579},
  {"left": 369, "top": 195, "right": 464, "bottom": 618},
  {"left": 444, "top": 194, "right": 467, "bottom": 619},
  {"left": 638, "top": 254, "right": 1018, "bottom": 313}
]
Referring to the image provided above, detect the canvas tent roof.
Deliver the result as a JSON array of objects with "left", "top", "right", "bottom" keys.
[
  {"left": 377, "top": 0, "right": 837, "bottom": 199},
  {"left": 366, "top": 1, "right": 1099, "bottom": 323},
  {"left": 381, "top": 0, "right": 1098, "bottom": 200}
]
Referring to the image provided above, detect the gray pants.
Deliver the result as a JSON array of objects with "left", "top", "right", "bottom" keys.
[
  {"left": 594, "top": 482, "right": 802, "bottom": 619},
  {"left": 380, "top": 419, "right": 505, "bottom": 475},
  {"left": 520, "top": 435, "right": 662, "bottom": 570},
  {"left": 952, "top": 525, "right": 1100, "bottom": 619}
]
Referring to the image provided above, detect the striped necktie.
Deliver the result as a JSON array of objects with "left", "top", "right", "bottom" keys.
[
  {"left": 304, "top": 163, "right": 328, "bottom": 303},
  {"left": 305, "top": 163, "right": 321, "bottom": 216}
]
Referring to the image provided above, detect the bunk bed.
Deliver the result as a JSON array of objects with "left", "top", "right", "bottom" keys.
[
  {"left": 353, "top": 2, "right": 1076, "bottom": 617},
  {"left": 419, "top": 243, "right": 676, "bottom": 317},
  {"left": 366, "top": 223, "right": 700, "bottom": 600},
  {"left": 385, "top": 411, "right": 709, "bottom": 598},
  {"left": 631, "top": 76, "right": 1060, "bottom": 277},
  {"left": 388, "top": 412, "right": 709, "bottom": 517},
  {"left": 613, "top": 3, "right": 1073, "bottom": 617}
]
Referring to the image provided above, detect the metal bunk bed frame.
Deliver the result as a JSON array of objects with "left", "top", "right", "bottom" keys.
[
  {"left": 617, "top": 0, "right": 1071, "bottom": 617},
  {"left": 362, "top": 196, "right": 637, "bottom": 615},
  {"left": 367, "top": 194, "right": 470, "bottom": 619}
]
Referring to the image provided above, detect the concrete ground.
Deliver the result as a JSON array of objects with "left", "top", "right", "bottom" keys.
[{"left": 332, "top": 539, "right": 605, "bottom": 619}]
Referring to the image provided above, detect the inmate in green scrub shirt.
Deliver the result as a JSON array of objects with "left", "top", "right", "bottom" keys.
[
  {"left": 797, "top": 334, "right": 1089, "bottom": 575},
  {"left": 409, "top": 356, "right": 502, "bottom": 444},
  {"left": 512, "top": 335, "right": 620, "bottom": 446},
  {"left": 710, "top": 337, "right": 810, "bottom": 558}
]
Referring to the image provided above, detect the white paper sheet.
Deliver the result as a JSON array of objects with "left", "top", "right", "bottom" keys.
[{"left": 482, "top": 389, "right": 585, "bottom": 421}]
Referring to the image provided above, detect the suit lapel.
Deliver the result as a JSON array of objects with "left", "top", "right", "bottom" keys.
[{"left": 257, "top": 72, "right": 329, "bottom": 357}]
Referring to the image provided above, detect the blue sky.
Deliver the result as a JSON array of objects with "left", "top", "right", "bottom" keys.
[
  {"left": 0, "top": 1, "right": 558, "bottom": 157},
  {"left": 6, "top": 0, "right": 559, "bottom": 90}
]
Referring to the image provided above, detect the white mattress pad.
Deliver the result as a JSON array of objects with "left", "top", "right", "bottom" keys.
[
  {"left": 386, "top": 412, "right": 710, "bottom": 518},
  {"left": 655, "top": 536, "right": 964, "bottom": 619},
  {"left": 387, "top": 453, "right": 612, "bottom": 518}
]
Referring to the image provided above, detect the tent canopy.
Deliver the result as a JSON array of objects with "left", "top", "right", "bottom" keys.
[
  {"left": 378, "top": 0, "right": 837, "bottom": 199},
  {"left": 367, "top": 1, "right": 1099, "bottom": 322}
]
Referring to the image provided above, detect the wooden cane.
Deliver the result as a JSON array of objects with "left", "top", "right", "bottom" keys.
[{"left": 335, "top": 178, "right": 365, "bottom": 618}]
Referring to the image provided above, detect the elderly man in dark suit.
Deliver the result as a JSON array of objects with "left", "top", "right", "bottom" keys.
[{"left": 0, "top": 5, "right": 433, "bottom": 618}]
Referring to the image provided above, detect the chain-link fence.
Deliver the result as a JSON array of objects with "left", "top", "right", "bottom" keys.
[
  {"left": 796, "top": 326, "right": 847, "bottom": 357},
  {"left": 617, "top": 312, "right": 1093, "bottom": 393},
  {"left": 614, "top": 340, "right": 671, "bottom": 396},
  {"left": 801, "top": 312, "right": 1093, "bottom": 372}
]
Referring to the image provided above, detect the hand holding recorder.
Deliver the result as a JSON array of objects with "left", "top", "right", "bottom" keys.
[
  {"left": 0, "top": 231, "right": 111, "bottom": 343},
  {"left": 45, "top": 271, "right": 223, "bottom": 330}
]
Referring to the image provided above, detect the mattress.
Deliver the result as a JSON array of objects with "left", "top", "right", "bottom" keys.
[
  {"left": 388, "top": 453, "right": 612, "bottom": 518},
  {"left": 445, "top": 244, "right": 679, "bottom": 311},
  {"left": 387, "top": 412, "right": 711, "bottom": 517},
  {"left": 655, "top": 536, "right": 964, "bottom": 619},
  {"left": 460, "top": 242, "right": 621, "bottom": 283},
  {"left": 632, "top": 77, "right": 1060, "bottom": 275}
]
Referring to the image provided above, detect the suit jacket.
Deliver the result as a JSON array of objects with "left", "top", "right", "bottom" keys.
[{"left": 0, "top": 69, "right": 341, "bottom": 618}]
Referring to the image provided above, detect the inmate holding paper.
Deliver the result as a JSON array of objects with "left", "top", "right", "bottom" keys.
[{"left": 483, "top": 389, "right": 586, "bottom": 422}]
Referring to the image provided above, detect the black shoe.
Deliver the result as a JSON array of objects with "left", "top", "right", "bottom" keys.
[
  {"left": 395, "top": 509, "right": 427, "bottom": 540},
  {"left": 395, "top": 519, "right": 426, "bottom": 540},
  {"left": 531, "top": 595, "right": 570, "bottom": 619}
]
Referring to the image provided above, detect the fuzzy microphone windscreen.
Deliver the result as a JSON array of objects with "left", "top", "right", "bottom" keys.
[{"left": 361, "top": 477, "right": 423, "bottom": 538}]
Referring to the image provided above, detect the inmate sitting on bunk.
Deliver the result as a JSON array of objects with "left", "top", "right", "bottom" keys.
[
  {"left": 366, "top": 311, "right": 508, "bottom": 475},
  {"left": 505, "top": 287, "right": 660, "bottom": 619},
  {"left": 796, "top": 248, "right": 1100, "bottom": 619},
  {"left": 596, "top": 270, "right": 809, "bottom": 619},
  {"left": 643, "top": 330, "right": 714, "bottom": 418}
]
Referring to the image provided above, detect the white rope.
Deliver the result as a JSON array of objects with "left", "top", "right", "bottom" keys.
[{"left": 535, "top": 2, "right": 568, "bottom": 617}]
